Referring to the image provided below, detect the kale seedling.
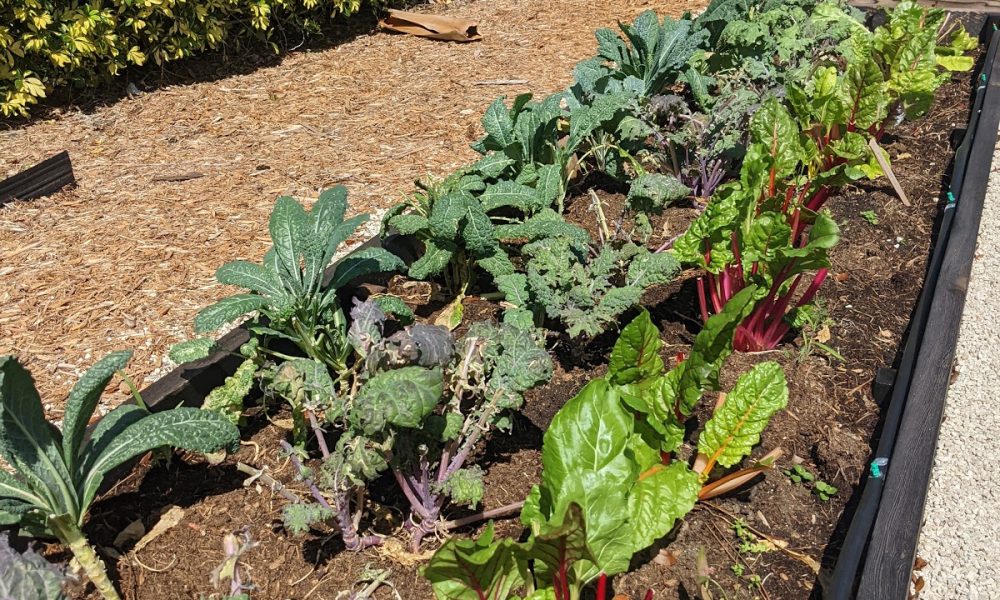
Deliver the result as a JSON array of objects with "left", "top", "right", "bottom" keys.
[{"left": 861, "top": 210, "right": 879, "bottom": 225}]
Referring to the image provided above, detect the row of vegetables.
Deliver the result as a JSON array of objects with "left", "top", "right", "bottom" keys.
[{"left": 0, "top": 1, "right": 977, "bottom": 599}]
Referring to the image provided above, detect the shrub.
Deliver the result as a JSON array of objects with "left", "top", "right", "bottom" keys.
[{"left": 0, "top": 0, "right": 377, "bottom": 117}]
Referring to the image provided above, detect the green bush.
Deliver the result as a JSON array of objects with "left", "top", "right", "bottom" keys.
[{"left": 0, "top": 0, "right": 378, "bottom": 117}]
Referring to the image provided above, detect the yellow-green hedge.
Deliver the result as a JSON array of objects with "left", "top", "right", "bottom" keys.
[{"left": 0, "top": 0, "right": 376, "bottom": 117}]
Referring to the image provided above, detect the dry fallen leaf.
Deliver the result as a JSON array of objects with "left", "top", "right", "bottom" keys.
[
  {"left": 815, "top": 325, "right": 831, "bottom": 343},
  {"left": 133, "top": 505, "right": 186, "bottom": 554}
]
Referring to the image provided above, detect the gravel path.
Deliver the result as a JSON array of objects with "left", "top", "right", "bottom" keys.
[{"left": 915, "top": 127, "right": 1000, "bottom": 599}]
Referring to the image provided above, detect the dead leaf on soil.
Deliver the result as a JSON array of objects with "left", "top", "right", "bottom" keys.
[
  {"left": 815, "top": 325, "right": 831, "bottom": 343},
  {"left": 375, "top": 537, "right": 434, "bottom": 567},
  {"left": 133, "top": 505, "right": 186, "bottom": 554}
]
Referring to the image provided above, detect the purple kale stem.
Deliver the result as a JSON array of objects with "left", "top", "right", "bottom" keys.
[
  {"left": 393, "top": 468, "right": 433, "bottom": 520},
  {"left": 440, "top": 500, "right": 526, "bottom": 531},
  {"left": 306, "top": 410, "right": 331, "bottom": 459},
  {"left": 280, "top": 439, "right": 381, "bottom": 551}
]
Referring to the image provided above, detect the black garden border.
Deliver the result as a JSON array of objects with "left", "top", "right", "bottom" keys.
[
  {"left": 825, "top": 17, "right": 1000, "bottom": 600},
  {"left": 0, "top": 151, "right": 74, "bottom": 206}
]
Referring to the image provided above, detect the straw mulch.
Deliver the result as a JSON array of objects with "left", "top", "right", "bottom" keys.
[{"left": 0, "top": 0, "right": 700, "bottom": 416}]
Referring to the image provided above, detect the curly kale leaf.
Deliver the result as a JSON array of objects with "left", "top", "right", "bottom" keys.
[
  {"left": 350, "top": 367, "right": 443, "bottom": 435},
  {"left": 282, "top": 503, "right": 334, "bottom": 536},
  {"left": 435, "top": 466, "right": 486, "bottom": 510},
  {"left": 202, "top": 358, "right": 257, "bottom": 425},
  {"left": 517, "top": 238, "right": 680, "bottom": 338}
]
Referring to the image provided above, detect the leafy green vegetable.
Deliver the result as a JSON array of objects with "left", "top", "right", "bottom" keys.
[
  {"left": 0, "top": 532, "right": 66, "bottom": 600},
  {"left": 0, "top": 354, "right": 240, "bottom": 600},
  {"left": 202, "top": 358, "right": 257, "bottom": 425},
  {"left": 186, "top": 187, "right": 405, "bottom": 372},
  {"left": 499, "top": 237, "right": 680, "bottom": 338},
  {"left": 284, "top": 311, "right": 553, "bottom": 552},
  {"left": 697, "top": 362, "right": 788, "bottom": 470}
]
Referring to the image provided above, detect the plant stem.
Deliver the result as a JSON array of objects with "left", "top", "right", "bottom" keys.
[
  {"left": 235, "top": 462, "right": 303, "bottom": 503},
  {"left": 51, "top": 519, "right": 121, "bottom": 600},
  {"left": 306, "top": 410, "right": 331, "bottom": 459},
  {"left": 439, "top": 500, "right": 525, "bottom": 531}
]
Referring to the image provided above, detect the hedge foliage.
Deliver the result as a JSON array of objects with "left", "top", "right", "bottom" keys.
[{"left": 0, "top": 0, "right": 379, "bottom": 117}]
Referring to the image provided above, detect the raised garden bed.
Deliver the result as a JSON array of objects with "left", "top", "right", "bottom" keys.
[{"left": 3, "top": 3, "right": 998, "bottom": 600}]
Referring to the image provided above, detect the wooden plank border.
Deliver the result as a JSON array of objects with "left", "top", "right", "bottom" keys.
[
  {"left": 0, "top": 151, "right": 75, "bottom": 206},
  {"left": 856, "top": 30, "right": 1000, "bottom": 600}
]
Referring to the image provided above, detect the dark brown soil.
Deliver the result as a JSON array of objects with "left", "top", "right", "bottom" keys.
[{"left": 65, "top": 68, "right": 978, "bottom": 600}]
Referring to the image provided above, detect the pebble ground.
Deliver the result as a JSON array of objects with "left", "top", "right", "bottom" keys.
[{"left": 916, "top": 128, "right": 1000, "bottom": 599}]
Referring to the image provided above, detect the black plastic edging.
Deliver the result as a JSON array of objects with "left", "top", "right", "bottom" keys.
[
  {"left": 0, "top": 151, "right": 75, "bottom": 206},
  {"left": 824, "top": 24, "right": 1000, "bottom": 600},
  {"left": 853, "top": 29, "right": 1000, "bottom": 600}
]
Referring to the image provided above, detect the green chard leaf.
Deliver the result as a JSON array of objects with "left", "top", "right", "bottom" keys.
[{"left": 697, "top": 361, "right": 788, "bottom": 469}]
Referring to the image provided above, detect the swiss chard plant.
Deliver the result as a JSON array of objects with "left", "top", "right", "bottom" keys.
[
  {"left": 0, "top": 353, "right": 241, "bottom": 600},
  {"left": 673, "top": 97, "right": 842, "bottom": 351},
  {"left": 496, "top": 236, "right": 681, "bottom": 338},
  {"left": 280, "top": 301, "right": 553, "bottom": 551},
  {"left": 672, "top": 0, "right": 975, "bottom": 351},
  {"left": 423, "top": 304, "right": 788, "bottom": 600}
]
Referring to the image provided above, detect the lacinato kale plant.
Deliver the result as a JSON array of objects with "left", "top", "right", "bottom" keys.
[
  {"left": 182, "top": 186, "right": 405, "bottom": 371},
  {"left": 0, "top": 353, "right": 240, "bottom": 600},
  {"left": 171, "top": 188, "right": 408, "bottom": 440},
  {"left": 281, "top": 300, "right": 552, "bottom": 551}
]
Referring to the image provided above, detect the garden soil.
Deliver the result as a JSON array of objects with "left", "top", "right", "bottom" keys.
[
  {"left": 0, "top": 0, "right": 696, "bottom": 419},
  {"left": 63, "top": 72, "right": 979, "bottom": 599}
]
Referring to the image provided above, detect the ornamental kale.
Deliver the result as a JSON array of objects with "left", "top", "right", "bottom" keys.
[
  {"left": 0, "top": 532, "right": 66, "bottom": 600},
  {"left": 496, "top": 236, "right": 681, "bottom": 338},
  {"left": 281, "top": 302, "right": 552, "bottom": 551},
  {"left": 0, "top": 353, "right": 240, "bottom": 600}
]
